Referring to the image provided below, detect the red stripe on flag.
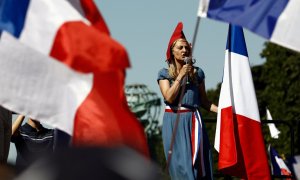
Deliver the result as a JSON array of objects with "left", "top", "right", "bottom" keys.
[
  {"left": 219, "top": 107, "right": 271, "bottom": 179},
  {"left": 237, "top": 114, "right": 271, "bottom": 180},
  {"left": 219, "top": 106, "right": 246, "bottom": 178},
  {"left": 72, "top": 72, "right": 149, "bottom": 156},
  {"left": 281, "top": 169, "right": 292, "bottom": 179},
  {"left": 219, "top": 106, "right": 237, "bottom": 168},
  {"left": 50, "top": 22, "right": 130, "bottom": 73},
  {"left": 49, "top": 21, "right": 148, "bottom": 156},
  {"left": 72, "top": 73, "right": 123, "bottom": 145},
  {"left": 80, "top": 0, "right": 110, "bottom": 35}
]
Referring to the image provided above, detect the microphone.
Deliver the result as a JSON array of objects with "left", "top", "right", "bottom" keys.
[
  {"left": 184, "top": 57, "right": 195, "bottom": 84},
  {"left": 184, "top": 57, "right": 193, "bottom": 64}
]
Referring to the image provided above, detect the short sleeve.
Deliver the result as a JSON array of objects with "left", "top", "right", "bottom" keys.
[
  {"left": 157, "top": 68, "right": 170, "bottom": 84},
  {"left": 196, "top": 67, "right": 205, "bottom": 83}
]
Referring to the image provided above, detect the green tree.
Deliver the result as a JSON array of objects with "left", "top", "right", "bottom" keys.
[
  {"left": 259, "top": 43, "right": 300, "bottom": 121},
  {"left": 257, "top": 42, "right": 300, "bottom": 156}
]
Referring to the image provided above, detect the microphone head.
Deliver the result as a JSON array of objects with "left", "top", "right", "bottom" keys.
[
  {"left": 184, "top": 57, "right": 190, "bottom": 64},
  {"left": 184, "top": 57, "right": 195, "bottom": 64}
]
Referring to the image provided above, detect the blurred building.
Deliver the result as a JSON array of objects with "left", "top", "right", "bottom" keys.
[{"left": 125, "top": 84, "right": 161, "bottom": 136}]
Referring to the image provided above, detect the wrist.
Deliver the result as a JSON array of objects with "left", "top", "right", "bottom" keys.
[{"left": 176, "top": 75, "right": 183, "bottom": 81}]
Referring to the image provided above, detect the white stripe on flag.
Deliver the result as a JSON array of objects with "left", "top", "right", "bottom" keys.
[
  {"left": 20, "top": 0, "right": 89, "bottom": 55},
  {"left": 226, "top": 51, "right": 260, "bottom": 121},
  {"left": 271, "top": 0, "right": 300, "bottom": 52},
  {"left": 0, "top": 32, "right": 93, "bottom": 134}
]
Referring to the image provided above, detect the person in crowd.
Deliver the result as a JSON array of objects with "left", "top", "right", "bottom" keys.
[
  {"left": 0, "top": 106, "right": 12, "bottom": 163},
  {"left": 157, "top": 22, "right": 218, "bottom": 179},
  {"left": 11, "top": 115, "right": 54, "bottom": 172}
]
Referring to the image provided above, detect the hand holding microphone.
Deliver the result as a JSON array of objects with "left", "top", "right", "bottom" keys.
[
  {"left": 184, "top": 56, "right": 194, "bottom": 65},
  {"left": 183, "top": 57, "right": 195, "bottom": 84}
]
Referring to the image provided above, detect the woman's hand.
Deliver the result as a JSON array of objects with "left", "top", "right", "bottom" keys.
[{"left": 179, "top": 64, "right": 193, "bottom": 77}]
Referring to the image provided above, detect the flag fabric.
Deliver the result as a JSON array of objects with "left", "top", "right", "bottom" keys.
[
  {"left": 215, "top": 24, "right": 271, "bottom": 179},
  {"left": 268, "top": 145, "right": 292, "bottom": 178},
  {"left": 0, "top": 0, "right": 149, "bottom": 156},
  {"left": 266, "top": 108, "right": 281, "bottom": 139},
  {"left": 198, "top": 0, "right": 300, "bottom": 53}
]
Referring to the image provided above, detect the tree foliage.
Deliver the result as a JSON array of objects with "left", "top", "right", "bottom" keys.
[
  {"left": 257, "top": 42, "right": 300, "bottom": 156},
  {"left": 259, "top": 43, "right": 300, "bottom": 121}
]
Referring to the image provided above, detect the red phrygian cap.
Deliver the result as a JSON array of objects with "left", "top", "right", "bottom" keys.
[{"left": 166, "top": 22, "right": 186, "bottom": 62}]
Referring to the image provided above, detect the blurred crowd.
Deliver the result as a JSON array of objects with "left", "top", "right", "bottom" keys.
[{"left": 0, "top": 106, "right": 160, "bottom": 180}]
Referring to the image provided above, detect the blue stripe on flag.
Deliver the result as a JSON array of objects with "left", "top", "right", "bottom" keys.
[
  {"left": 0, "top": 0, "right": 30, "bottom": 37},
  {"left": 226, "top": 24, "right": 248, "bottom": 57},
  {"left": 269, "top": 146, "right": 282, "bottom": 175},
  {"left": 207, "top": 0, "right": 289, "bottom": 39}
]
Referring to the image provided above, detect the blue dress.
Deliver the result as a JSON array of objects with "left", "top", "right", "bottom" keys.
[{"left": 157, "top": 67, "right": 213, "bottom": 180}]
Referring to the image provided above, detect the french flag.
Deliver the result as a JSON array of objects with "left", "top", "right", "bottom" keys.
[
  {"left": 268, "top": 145, "right": 292, "bottom": 178},
  {"left": 0, "top": 0, "right": 149, "bottom": 156},
  {"left": 214, "top": 24, "right": 271, "bottom": 179},
  {"left": 198, "top": 0, "right": 300, "bottom": 52}
]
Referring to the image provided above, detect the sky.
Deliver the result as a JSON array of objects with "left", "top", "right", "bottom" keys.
[
  {"left": 95, "top": 0, "right": 267, "bottom": 94},
  {"left": 94, "top": 0, "right": 268, "bottom": 133},
  {"left": 8, "top": 0, "right": 268, "bottom": 164}
]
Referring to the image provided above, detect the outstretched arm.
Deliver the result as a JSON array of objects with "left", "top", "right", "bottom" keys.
[
  {"left": 199, "top": 80, "right": 218, "bottom": 113},
  {"left": 12, "top": 115, "right": 25, "bottom": 136}
]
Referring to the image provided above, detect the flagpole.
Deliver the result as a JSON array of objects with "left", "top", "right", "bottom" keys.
[
  {"left": 191, "top": 16, "right": 201, "bottom": 56},
  {"left": 166, "top": 16, "right": 202, "bottom": 171}
]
